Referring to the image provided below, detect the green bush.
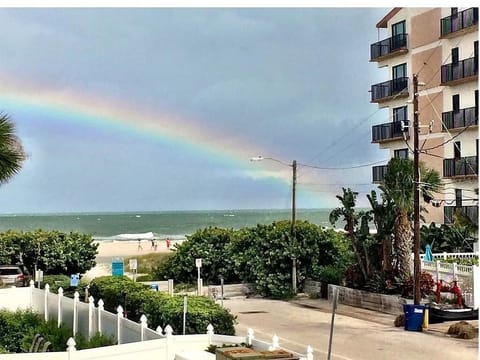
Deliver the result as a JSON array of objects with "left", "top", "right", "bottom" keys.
[
  {"left": 0, "top": 309, "right": 43, "bottom": 353},
  {"left": 88, "top": 276, "right": 236, "bottom": 335},
  {"left": 443, "top": 257, "right": 479, "bottom": 266},
  {"left": 0, "top": 230, "right": 98, "bottom": 275},
  {"left": 154, "top": 228, "right": 238, "bottom": 284}
]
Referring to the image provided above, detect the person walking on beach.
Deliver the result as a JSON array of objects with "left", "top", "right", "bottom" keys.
[
  {"left": 137, "top": 239, "right": 143, "bottom": 251},
  {"left": 151, "top": 239, "right": 155, "bottom": 250},
  {"left": 154, "top": 239, "right": 158, "bottom": 251},
  {"left": 166, "top": 238, "right": 171, "bottom": 250}
]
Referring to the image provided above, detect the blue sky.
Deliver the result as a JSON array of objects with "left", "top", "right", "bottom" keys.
[{"left": 0, "top": 7, "right": 392, "bottom": 213}]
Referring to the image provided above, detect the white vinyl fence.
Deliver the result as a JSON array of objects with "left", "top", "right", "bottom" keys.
[{"left": 0, "top": 283, "right": 313, "bottom": 360}]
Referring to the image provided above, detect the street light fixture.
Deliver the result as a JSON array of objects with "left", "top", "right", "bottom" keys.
[{"left": 250, "top": 156, "right": 298, "bottom": 294}]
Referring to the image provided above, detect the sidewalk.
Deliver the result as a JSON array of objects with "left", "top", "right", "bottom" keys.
[{"left": 290, "top": 297, "right": 479, "bottom": 340}]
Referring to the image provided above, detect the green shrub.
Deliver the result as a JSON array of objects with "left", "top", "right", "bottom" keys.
[
  {"left": 0, "top": 309, "right": 42, "bottom": 353},
  {"left": 0, "top": 230, "right": 98, "bottom": 275},
  {"left": 443, "top": 257, "right": 479, "bottom": 266},
  {"left": 88, "top": 276, "right": 236, "bottom": 335}
]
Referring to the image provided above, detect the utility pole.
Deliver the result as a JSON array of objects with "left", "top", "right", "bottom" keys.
[
  {"left": 413, "top": 74, "right": 421, "bottom": 305},
  {"left": 291, "top": 160, "right": 297, "bottom": 294}
]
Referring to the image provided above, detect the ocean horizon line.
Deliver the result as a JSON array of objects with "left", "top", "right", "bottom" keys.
[{"left": 0, "top": 207, "right": 336, "bottom": 217}]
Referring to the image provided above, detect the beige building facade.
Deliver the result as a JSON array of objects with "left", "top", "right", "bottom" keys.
[{"left": 370, "top": 7, "right": 478, "bottom": 225}]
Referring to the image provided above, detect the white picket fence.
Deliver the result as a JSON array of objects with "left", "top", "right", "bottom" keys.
[
  {"left": 418, "top": 252, "right": 479, "bottom": 309},
  {"left": 0, "top": 283, "right": 314, "bottom": 360}
]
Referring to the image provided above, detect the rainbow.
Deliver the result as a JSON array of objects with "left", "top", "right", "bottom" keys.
[{"left": 0, "top": 75, "right": 333, "bottom": 206}]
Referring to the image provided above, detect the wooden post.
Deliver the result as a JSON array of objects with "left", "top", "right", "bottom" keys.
[
  {"left": 116, "top": 306, "right": 123, "bottom": 345},
  {"left": 73, "top": 292, "right": 79, "bottom": 337},
  {"left": 57, "top": 287, "right": 63, "bottom": 328},
  {"left": 88, "top": 296, "right": 95, "bottom": 340},
  {"left": 44, "top": 284, "right": 50, "bottom": 322},
  {"left": 97, "top": 299, "right": 104, "bottom": 335}
]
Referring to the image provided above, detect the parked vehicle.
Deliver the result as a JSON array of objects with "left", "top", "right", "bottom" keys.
[{"left": 0, "top": 265, "right": 32, "bottom": 287}]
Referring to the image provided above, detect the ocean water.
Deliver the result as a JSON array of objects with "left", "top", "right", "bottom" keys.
[{"left": 0, "top": 209, "right": 337, "bottom": 240}]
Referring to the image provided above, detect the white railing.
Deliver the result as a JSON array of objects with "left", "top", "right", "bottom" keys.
[
  {"left": 0, "top": 284, "right": 314, "bottom": 360},
  {"left": 419, "top": 252, "right": 479, "bottom": 260}
]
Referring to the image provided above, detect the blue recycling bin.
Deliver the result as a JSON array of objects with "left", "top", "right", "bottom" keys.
[{"left": 403, "top": 304, "right": 425, "bottom": 331}]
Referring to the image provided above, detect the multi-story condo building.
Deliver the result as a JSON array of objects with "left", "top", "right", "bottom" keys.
[{"left": 370, "top": 7, "right": 478, "bottom": 226}]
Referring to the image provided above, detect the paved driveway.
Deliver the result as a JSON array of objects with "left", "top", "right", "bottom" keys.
[{"left": 223, "top": 298, "right": 478, "bottom": 360}]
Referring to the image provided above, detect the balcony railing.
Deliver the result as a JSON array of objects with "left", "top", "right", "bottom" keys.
[
  {"left": 371, "top": 77, "right": 409, "bottom": 103},
  {"left": 441, "top": 57, "right": 478, "bottom": 84},
  {"left": 372, "top": 165, "right": 387, "bottom": 183},
  {"left": 444, "top": 205, "right": 478, "bottom": 225},
  {"left": 441, "top": 8, "right": 479, "bottom": 37},
  {"left": 370, "top": 33, "right": 408, "bottom": 61},
  {"left": 443, "top": 156, "right": 478, "bottom": 177},
  {"left": 442, "top": 107, "right": 478, "bottom": 130},
  {"left": 372, "top": 120, "right": 409, "bottom": 142}
]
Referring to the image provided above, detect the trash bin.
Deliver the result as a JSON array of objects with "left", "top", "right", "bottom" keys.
[{"left": 403, "top": 304, "right": 425, "bottom": 331}]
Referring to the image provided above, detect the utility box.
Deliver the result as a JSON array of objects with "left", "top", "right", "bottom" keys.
[{"left": 215, "top": 347, "right": 263, "bottom": 360}]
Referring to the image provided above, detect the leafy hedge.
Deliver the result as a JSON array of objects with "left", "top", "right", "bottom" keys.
[
  {"left": 0, "top": 309, "right": 113, "bottom": 353},
  {"left": 88, "top": 276, "right": 236, "bottom": 335},
  {"left": 155, "top": 221, "right": 352, "bottom": 298},
  {"left": 0, "top": 230, "right": 98, "bottom": 275}
]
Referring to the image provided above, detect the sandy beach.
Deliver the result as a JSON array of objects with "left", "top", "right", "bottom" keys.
[{"left": 84, "top": 239, "right": 183, "bottom": 280}]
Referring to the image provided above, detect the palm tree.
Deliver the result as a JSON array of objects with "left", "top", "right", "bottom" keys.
[
  {"left": 366, "top": 190, "right": 395, "bottom": 273},
  {"left": 0, "top": 114, "right": 26, "bottom": 184},
  {"left": 329, "top": 187, "right": 368, "bottom": 281},
  {"left": 380, "top": 158, "right": 441, "bottom": 282}
]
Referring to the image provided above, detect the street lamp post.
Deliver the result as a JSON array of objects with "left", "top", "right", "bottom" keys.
[{"left": 251, "top": 156, "right": 297, "bottom": 294}]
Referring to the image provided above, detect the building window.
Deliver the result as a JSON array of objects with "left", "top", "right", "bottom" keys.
[
  {"left": 393, "top": 63, "right": 407, "bottom": 79},
  {"left": 454, "top": 141, "right": 461, "bottom": 159},
  {"left": 392, "top": 20, "right": 406, "bottom": 36},
  {"left": 394, "top": 148, "right": 409, "bottom": 159},
  {"left": 455, "top": 189, "right": 462, "bottom": 207},
  {"left": 451, "top": 48, "right": 459, "bottom": 64},
  {"left": 452, "top": 94, "right": 460, "bottom": 112},
  {"left": 393, "top": 106, "right": 408, "bottom": 122}
]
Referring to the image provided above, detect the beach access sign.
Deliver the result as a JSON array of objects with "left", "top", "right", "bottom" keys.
[
  {"left": 111, "top": 258, "right": 124, "bottom": 276},
  {"left": 195, "top": 258, "right": 202, "bottom": 268}
]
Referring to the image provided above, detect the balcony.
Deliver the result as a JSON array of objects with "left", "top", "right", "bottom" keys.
[
  {"left": 372, "top": 120, "right": 409, "bottom": 143},
  {"left": 444, "top": 205, "right": 478, "bottom": 225},
  {"left": 371, "top": 77, "right": 409, "bottom": 103},
  {"left": 443, "top": 156, "right": 478, "bottom": 178},
  {"left": 372, "top": 165, "right": 387, "bottom": 183},
  {"left": 442, "top": 107, "right": 478, "bottom": 131},
  {"left": 441, "top": 57, "right": 478, "bottom": 85},
  {"left": 441, "top": 8, "right": 478, "bottom": 38},
  {"left": 370, "top": 34, "right": 408, "bottom": 62}
]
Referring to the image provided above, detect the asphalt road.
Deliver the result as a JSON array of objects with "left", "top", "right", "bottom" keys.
[{"left": 223, "top": 298, "right": 478, "bottom": 360}]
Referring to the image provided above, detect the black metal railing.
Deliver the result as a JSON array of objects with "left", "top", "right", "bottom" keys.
[
  {"left": 372, "top": 165, "right": 387, "bottom": 183},
  {"left": 371, "top": 77, "right": 408, "bottom": 102},
  {"left": 372, "top": 120, "right": 409, "bottom": 142},
  {"left": 444, "top": 205, "right": 478, "bottom": 225},
  {"left": 442, "top": 107, "right": 478, "bottom": 130},
  {"left": 443, "top": 156, "right": 478, "bottom": 177},
  {"left": 370, "top": 33, "right": 408, "bottom": 61},
  {"left": 441, "top": 57, "right": 478, "bottom": 84},
  {"left": 441, "top": 8, "right": 479, "bottom": 37}
]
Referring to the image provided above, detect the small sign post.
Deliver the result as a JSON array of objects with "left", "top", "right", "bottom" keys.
[
  {"left": 195, "top": 258, "right": 202, "bottom": 296},
  {"left": 129, "top": 259, "right": 138, "bottom": 282},
  {"left": 70, "top": 274, "right": 80, "bottom": 287}
]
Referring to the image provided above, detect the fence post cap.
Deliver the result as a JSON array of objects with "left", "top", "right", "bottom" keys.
[
  {"left": 207, "top": 324, "right": 214, "bottom": 334},
  {"left": 156, "top": 326, "right": 163, "bottom": 335},
  {"left": 29, "top": 280, "right": 35, "bottom": 287},
  {"left": 98, "top": 299, "right": 104, "bottom": 307},
  {"left": 140, "top": 314, "right": 148, "bottom": 325},
  {"left": 58, "top": 287, "right": 64, "bottom": 295},
  {"left": 66, "top": 337, "right": 76, "bottom": 351},
  {"left": 45, "top": 284, "right": 50, "bottom": 292},
  {"left": 73, "top": 291, "right": 80, "bottom": 300},
  {"left": 117, "top": 305, "right": 124, "bottom": 315},
  {"left": 165, "top": 325, "right": 173, "bottom": 336},
  {"left": 88, "top": 296, "right": 94, "bottom": 304}
]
